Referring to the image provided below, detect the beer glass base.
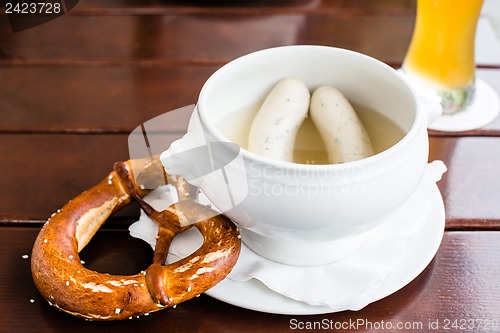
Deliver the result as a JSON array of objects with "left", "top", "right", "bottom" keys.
[
  {"left": 398, "top": 67, "right": 476, "bottom": 115},
  {"left": 398, "top": 70, "right": 499, "bottom": 131},
  {"left": 428, "top": 78, "right": 500, "bottom": 132},
  {"left": 439, "top": 81, "right": 476, "bottom": 115}
]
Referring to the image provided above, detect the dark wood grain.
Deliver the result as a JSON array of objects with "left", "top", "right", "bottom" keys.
[{"left": 3, "top": 227, "right": 500, "bottom": 333}]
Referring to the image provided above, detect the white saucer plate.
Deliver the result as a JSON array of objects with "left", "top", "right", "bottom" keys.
[{"left": 205, "top": 184, "right": 445, "bottom": 315}]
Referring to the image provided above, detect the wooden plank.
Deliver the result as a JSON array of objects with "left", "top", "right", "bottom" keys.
[
  {"left": 0, "top": 133, "right": 181, "bottom": 223},
  {"left": 0, "top": 13, "right": 414, "bottom": 65},
  {"left": 0, "top": 66, "right": 205, "bottom": 132},
  {"left": 430, "top": 136, "right": 500, "bottom": 229},
  {"left": 71, "top": 0, "right": 417, "bottom": 14},
  {"left": 2, "top": 228, "right": 499, "bottom": 332}
]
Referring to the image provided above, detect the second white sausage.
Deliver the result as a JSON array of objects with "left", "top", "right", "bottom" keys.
[{"left": 310, "top": 85, "right": 374, "bottom": 164}]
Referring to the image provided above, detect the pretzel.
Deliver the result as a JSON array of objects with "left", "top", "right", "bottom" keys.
[{"left": 31, "top": 157, "right": 241, "bottom": 320}]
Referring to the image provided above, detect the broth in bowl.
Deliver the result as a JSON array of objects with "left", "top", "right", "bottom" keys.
[{"left": 216, "top": 101, "right": 405, "bottom": 165}]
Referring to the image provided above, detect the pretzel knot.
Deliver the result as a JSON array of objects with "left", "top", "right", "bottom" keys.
[{"left": 31, "top": 158, "right": 241, "bottom": 320}]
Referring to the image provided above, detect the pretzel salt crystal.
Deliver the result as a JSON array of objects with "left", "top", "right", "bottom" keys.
[{"left": 31, "top": 158, "right": 241, "bottom": 320}]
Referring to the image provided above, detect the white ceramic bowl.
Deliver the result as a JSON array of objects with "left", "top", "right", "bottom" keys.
[{"left": 161, "top": 45, "right": 440, "bottom": 266}]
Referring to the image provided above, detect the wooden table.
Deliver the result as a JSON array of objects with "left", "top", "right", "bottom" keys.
[{"left": 2, "top": 1, "right": 500, "bottom": 332}]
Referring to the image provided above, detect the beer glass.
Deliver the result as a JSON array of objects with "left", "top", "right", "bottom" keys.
[{"left": 402, "top": 0, "right": 484, "bottom": 114}]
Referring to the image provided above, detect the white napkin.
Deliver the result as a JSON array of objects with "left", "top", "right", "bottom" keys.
[{"left": 129, "top": 161, "right": 446, "bottom": 311}]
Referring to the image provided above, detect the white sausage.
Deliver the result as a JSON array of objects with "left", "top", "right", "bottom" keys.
[
  {"left": 248, "top": 77, "right": 310, "bottom": 162},
  {"left": 310, "top": 85, "right": 374, "bottom": 164}
]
